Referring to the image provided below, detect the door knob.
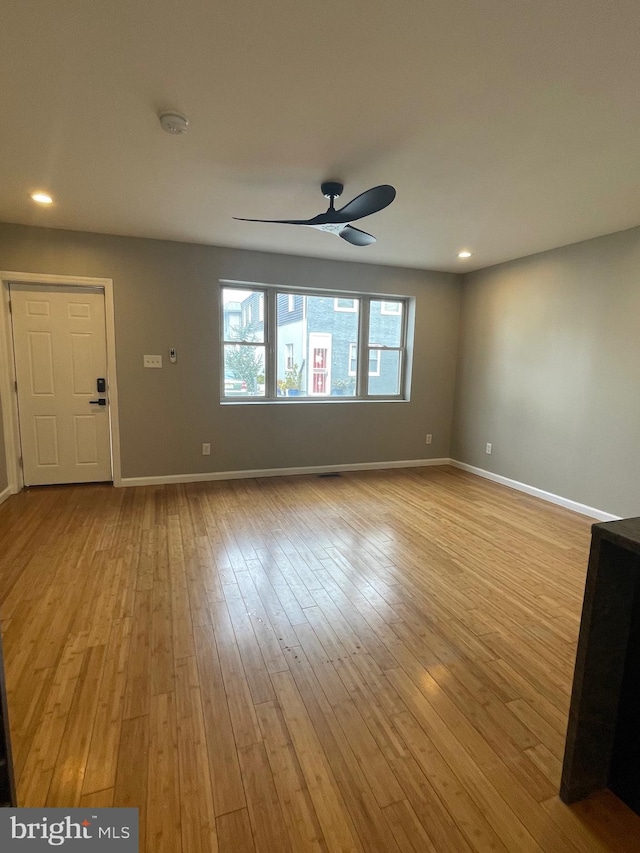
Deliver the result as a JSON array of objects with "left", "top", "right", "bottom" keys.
[{"left": 89, "top": 398, "right": 107, "bottom": 406}]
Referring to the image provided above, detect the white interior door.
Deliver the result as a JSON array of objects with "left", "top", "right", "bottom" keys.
[{"left": 10, "top": 284, "right": 112, "bottom": 485}]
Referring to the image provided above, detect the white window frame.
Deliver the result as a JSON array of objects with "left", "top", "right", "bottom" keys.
[{"left": 220, "top": 282, "right": 409, "bottom": 403}]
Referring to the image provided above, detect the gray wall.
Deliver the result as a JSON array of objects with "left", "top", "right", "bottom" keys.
[
  {"left": 0, "top": 392, "right": 7, "bottom": 494},
  {"left": 453, "top": 226, "right": 640, "bottom": 518},
  {"left": 0, "top": 223, "right": 461, "bottom": 480}
]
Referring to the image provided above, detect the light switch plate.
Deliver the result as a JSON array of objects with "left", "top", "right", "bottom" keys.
[{"left": 144, "top": 355, "right": 162, "bottom": 368}]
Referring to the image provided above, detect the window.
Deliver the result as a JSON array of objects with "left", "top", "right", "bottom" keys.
[
  {"left": 348, "top": 343, "right": 380, "bottom": 377},
  {"left": 222, "top": 287, "right": 266, "bottom": 398},
  {"left": 367, "top": 300, "right": 404, "bottom": 396},
  {"left": 348, "top": 343, "right": 357, "bottom": 376},
  {"left": 334, "top": 297, "right": 357, "bottom": 312},
  {"left": 221, "top": 284, "right": 409, "bottom": 401},
  {"left": 368, "top": 346, "right": 381, "bottom": 377}
]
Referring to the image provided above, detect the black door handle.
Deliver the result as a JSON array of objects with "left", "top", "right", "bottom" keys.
[{"left": 89, "top": 398, "right": 107, "bottom": 406}]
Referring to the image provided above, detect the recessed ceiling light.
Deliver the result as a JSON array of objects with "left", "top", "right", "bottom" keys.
[
  {"left": 31, "top": 192, "right": 53, "bottom": 205},
  {"left": 457, "top": 250, "right": 473, "bottom": 259}
]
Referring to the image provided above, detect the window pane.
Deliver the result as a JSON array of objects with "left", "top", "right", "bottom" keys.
[
  {"left": 222, "top": 288, "right": 264, "bottom": 343},
  {"left": 368, "top": 349, "right": 401, "bottom": 396},
  {"left": 223, "top": 344, "right": 265, "bottom": 397},
  {"left": 277, "top": 294, "right": 359, "bottom": 396},
  {"left": 369, "top": 300, "right": 403, "bottom": 347}
]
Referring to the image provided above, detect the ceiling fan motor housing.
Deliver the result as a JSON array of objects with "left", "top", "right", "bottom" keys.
[{"left": 321, "top": 181, "right": 344, "bottom": 200}]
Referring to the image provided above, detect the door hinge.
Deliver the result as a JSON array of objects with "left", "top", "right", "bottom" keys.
[
  {"left": 8, "top": 299, "right": 12, "bottom": 314},
  {"left": 14, "top": 380, "right": 18, "bottom": 393}
]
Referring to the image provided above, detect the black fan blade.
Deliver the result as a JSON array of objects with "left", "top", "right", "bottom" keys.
[
  {"left": 331, "top": 185, "right": 396, "bottom": 223},
  {"left": 233, "top": 216, "right": 314, "bottom": 225},
  {"left": 339, "top": 225, "right": 376, "bottom": 246}
]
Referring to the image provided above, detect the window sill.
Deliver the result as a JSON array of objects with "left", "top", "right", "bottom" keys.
[{"left": 220, "top": 397, "right": 409, "bottom": 406}]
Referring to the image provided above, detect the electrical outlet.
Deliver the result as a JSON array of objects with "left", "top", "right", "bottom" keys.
[
  {"left": 425, "top": 434, "right": 432, "bottom": 445},
  {"left": 202, "top": 443, "right": 211, "bottom": 456},
  {"left": 143, "top": 354, "right": 162, "bottom": 368},
  {"left": 486, "top": 442, "right": 492, "bottom": 454}
]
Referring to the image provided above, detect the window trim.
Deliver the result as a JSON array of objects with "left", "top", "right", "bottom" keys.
[{"left": 221, "top": 283, "right": 409, "bottom": 402}]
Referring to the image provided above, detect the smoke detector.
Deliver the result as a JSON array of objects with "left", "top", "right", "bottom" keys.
[{"left": 158, "top": 110, "right": 189, "bottom": 135}]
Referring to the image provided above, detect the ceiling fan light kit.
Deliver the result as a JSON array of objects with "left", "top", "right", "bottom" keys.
[{"left": 234, "top": 182, "right": 396, "bottom": 246}]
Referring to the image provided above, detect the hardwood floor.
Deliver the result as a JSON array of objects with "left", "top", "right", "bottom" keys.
[{"left": 1, "top": 465, "right": 638, "bottom": 851}]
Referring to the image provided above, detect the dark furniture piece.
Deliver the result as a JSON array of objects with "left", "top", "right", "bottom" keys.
[
  {"left": 561, "top": 516, "right": 640, "bottom": 814},
  {"left": 0, "top": 628, "right": 16, "bottom": 807}
]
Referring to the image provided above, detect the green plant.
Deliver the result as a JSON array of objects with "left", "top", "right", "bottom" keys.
[
  {"left": 225, "top": 324, "right": 263, "bottom": 392},
  {"left": 283, "top": 361, "right": 305, "bottom": 391}
]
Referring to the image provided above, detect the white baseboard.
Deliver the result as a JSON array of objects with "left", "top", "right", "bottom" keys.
[
  {"left": 120, "top": 457, "right": 451, "bottom": 488},
  {"left": 450, "top": 460, "right": 620, "bottom": 522},
  {"left": 1, "top": 457, "right": 620, "bottom": 522}
]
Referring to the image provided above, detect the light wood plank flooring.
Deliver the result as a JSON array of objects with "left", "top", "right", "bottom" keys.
[{"left": 1, "top": 466, "right": 639, "bottom": 851}]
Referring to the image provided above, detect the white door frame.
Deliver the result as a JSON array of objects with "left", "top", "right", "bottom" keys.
[{"left": 0, "top": 271, "right": 122, "bottom": 493}]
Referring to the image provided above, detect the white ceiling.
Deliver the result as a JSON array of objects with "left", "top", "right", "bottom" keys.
[{"left": 3, "top": 0, "right": 640, "bottom": 272}]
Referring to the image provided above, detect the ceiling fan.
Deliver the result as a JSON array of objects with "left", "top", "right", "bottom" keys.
[{"left": 234, "top": 181, "right": 396, "bottom": 246}]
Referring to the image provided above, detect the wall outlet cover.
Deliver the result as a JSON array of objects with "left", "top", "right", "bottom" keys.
[{"left": 143, "top": 355, "right": 162, "bottom": 368}]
